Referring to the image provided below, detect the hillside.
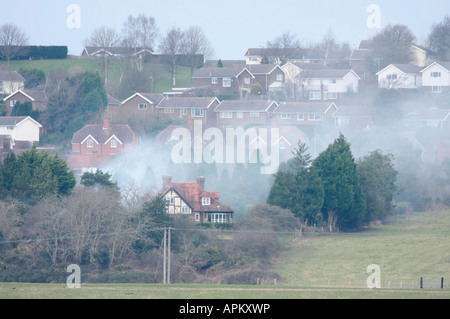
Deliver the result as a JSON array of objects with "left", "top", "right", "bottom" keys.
[
  {"left": 0, "top": 58, "right": 194, "bottom": 98},
  {"left": 275, "top": 209, "right": 450, "bottom": 289}
]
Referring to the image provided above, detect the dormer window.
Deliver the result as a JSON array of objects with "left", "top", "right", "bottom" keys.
[
  {"left": 202, "top": 197, "right": 210, "bottom": 205},
  {"left": 87, "top": 140, "right": 94, "bottom": 148}
]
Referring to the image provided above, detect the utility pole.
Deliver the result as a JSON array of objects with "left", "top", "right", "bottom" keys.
[{"left": 162, "top": 227, "right": 171, "bottom": 284}]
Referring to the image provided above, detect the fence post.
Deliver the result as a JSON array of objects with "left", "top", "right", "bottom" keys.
[
  {"left": 441, "top": 277, "right": 444, "bottom": 289},
  {"left": 420, "top": 277, "right": 423, "bottom": 289}
]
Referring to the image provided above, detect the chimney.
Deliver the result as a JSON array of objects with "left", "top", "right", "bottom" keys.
[
  {"left": 196, "top": 176, "right": 205, "bottom": 189},
  {"left": 162, "top": 175, "right": 172, "bottom": 189},
  {"left": 102, "top": 116, "right": 110, "bottom": 130}
]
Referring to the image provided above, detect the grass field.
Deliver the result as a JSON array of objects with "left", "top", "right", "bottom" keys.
[{"left": 1, "top": 210, "right": 450, "bottom": 299}]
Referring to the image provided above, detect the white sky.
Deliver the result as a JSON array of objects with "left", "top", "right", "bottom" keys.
[{"left": 1, "top": 0, "right": 449, "bottom": 59}]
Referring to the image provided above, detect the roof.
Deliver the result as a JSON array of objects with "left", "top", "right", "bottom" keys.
[
  {"left": 245, "top": 47, "right": 320, "bottom": 59},
  {"left": 72, "top": 123, "right": 138, "bottom": 144},
  {"left": 0, "top": 71, "right": 26, "bottom": 82},
  {"left": 157, "top": 97, "right": 219, "bottom": 109},
  {"left": 107, "top": 94, "right": 121, "bottom": 106},
  {"left": 358, "top": 40, "right": 375, "bottom": 50},
  {"left": 83, "top": 46, "right": 154, "bottom": 56},
  {"left": 376, "top": 63, "right": 423, "bottom": 75},
  {"left": 350, "top": 49, "right": 371, "bottom": 61},
  {"left": 163, "top": 180, "right": 233, "bottom": 213},
  {"left": 298, "top": 68, "right": 360, "bottom": 79},
  {"left": 273, "top": 102, "right": 337, "bottom": 114},
  {"left": 121, "top": 92, "right": 165, "bottom": 105},
  {"left": 246, "top": 64, "right": 284, "bottom": 75},
  {"left": 4, "top": 88, "right": 48, "bottom": 102},
  {"left": 192, "top": 66, "right": 251, "bottom": 78},
  {"left": 0, "top": 116, "right": 42, "bottom": 127},
  {"left": 332, "top": 105, "right": 375, "bottom": 118},
  {"left": 214, "top": 100, "right": 278, "bottom": 112},
  {"left": 420, "top": 61, "right": 450, "bottom": 73}
]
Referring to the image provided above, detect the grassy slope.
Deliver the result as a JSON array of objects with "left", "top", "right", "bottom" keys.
[
  {"left": 275, "top": 210, "right": 450, "bottom": 288},
  {"left": 1, "top": 210, "right": 450, "bottom": 299},
  {"left": 0, "top": 58, "right": 194, "bottom": 95}
]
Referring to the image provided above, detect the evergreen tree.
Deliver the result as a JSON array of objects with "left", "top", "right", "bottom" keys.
[{"left": 312, "top": 134, "right": 366, "bottom": 232}]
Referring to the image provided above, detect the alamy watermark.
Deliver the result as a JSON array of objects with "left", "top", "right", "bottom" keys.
[
  {"left": 66, "top": 4, "right": 81, "bottom": 29},
  {"left": 366, "top": 4, "right": 381, "bottom": 29},
  {"left": 66, "top": 264, "right": 81, "bottom": 288},
  {"left": 170, "top": 120, "right": 280, "bottom": 175},
  {"left": 366, "top": 264, "right": 381, "bottom": 288}
]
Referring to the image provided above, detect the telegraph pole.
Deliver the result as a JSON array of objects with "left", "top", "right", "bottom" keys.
[
  {"left": 163, "top": 227, "right": 167, "bottom": 284},
  {"left": 162, "top": 227, "right": 171, "bottom": 284}
]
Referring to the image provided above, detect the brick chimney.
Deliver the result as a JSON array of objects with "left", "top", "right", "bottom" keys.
[
  {"left": 196, "top": 176, "right": 205, "bottom": 189},
  {"left": 162, "top": 175, "right": 172, "bottom": 189},
  {"left": 102, "top": 116, "right": 110, "bottom": 130}
]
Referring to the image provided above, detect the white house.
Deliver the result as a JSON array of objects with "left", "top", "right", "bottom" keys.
[
  {"left": 0, "top": 116, "right": 42, "bottom": 147},
  {"left": 376, "top": 64, "right": 423, "bottom": 89},
  {"left": 296, "top": 69, "right": 360, "bottom": 100},
  {"left": 0, "top": 71, "right": 25, "bottom": 95},
  {"left": 420, "top": 62, "right": 450, "bottom": 93}
]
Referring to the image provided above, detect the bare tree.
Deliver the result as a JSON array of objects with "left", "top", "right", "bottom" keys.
[
  {"left": 159, "top": 26, "right": 185, "bottom": 86},
  {"left": 427, "top": 15, "right": 450, "bottom": 61},
  {"left": 84, "top": 26, "right": 121, "bottom": 85},
  {"left": 122, "top": 14, "right": 158, "bottom": 57},
  {"left": 182, "top": 26, "right": 214, "bottom": 77},
  {"left": 0, "top": 23, "right": 28, "bottom": 66},
  {"left": 266, "top": 31, "right": 302, "bottom": 65}
]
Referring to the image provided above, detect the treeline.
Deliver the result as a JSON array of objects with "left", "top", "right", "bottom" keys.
[{"left": 268, "top": 134, "right": 398, "bottom": 232}]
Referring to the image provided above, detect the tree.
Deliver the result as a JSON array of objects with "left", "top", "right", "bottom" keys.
[
  {"left": 267, "top": 141, "right": 324, "bottom": 226},
  {"left": 370, "top": 24, "right": 416, "bottom": 71},
  {"left": 427, "top": 15, "right": 450, "bottom": 61},
  {"left": 159, "top": 26, "right": 185, "bottom": 86},
  {"left": 265, "top": 31, "right": 302, "bottom": 65},
  {"left": 0, "top": 23, "right": 28, "bottom": 66},
  {"left": 357, "top": 150, "right": 398, "bottom": 223},
  {"left": 83, "top": 26, "right": 121, "bottom": 85},
  {"left": 314, "top": 29, "right": 351, "bottom": 63},
  {"left": 19, "top": 68, "right": 46, "bottom": 89},
  {"left": 80, "top": 169, "right": 118, "bottom": 191},
  {"left": 182, "top": 26, "right": 214, "bottom": 77},
  {"left": 312, "top": 134, "right": 367, "bottom": 232}
]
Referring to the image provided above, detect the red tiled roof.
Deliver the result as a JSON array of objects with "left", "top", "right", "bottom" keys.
[{"left": 162, "top": 181, "right": 233, "bottom": 213}]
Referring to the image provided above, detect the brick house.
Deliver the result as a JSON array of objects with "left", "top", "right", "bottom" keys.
[
  {"left": 161, "top": 175, "right": 234, "bottom": 223},
  {"left": 272, "top": 101, "right": 338, "bottom": 127},
  {"left": 246, "top": 64, "right": 285, "bottom": 93},
  {"left": 109, "top": 92, "right": 165, "bottom": 124},
  {"left": 214, "top": 100, "right": 278, "bottom": 128},
  {"left": 3, "top": 88, "right": 48, "bottom": 116},
  {"left": 156, "top": 96, "right": 220, "bottom": 129},
  {"left": 67, "top": 117, "right": 140, "bottom": 173},
  {"left": 192, "top": 66, "right": 254, "bottom": 97}
]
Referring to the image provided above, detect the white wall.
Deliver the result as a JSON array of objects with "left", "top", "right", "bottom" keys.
[{"left": 421, "top": 64, "right": 450, "bottom": 87}]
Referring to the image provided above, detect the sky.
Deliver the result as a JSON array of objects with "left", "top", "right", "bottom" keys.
[{"left": 0, "top": 0, "right": 449, "bottom": 60}]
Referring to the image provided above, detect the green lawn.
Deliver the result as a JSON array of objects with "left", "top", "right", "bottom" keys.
[
  {"left": 0, "top": 58, "right": 194, "bottom": 95},
  {"left": 275, "top": 210, "right": 450, "bottom": 288}
]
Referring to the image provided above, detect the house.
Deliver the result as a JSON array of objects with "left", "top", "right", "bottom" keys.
[
  {"left": 420, "top": 62, "right": 450, "bottom": 94},
  {"left": 214, "top": 100, "right": 278, "bottom": 128},
  {"left": 156, "top": 96, "right": 220, "bottom": 129},
  {"left": 81, "top": 46, "right": 153, "bottom": 60},
  {"left": 0, "top": 116, "right": 42, "bottom": 147},
  {"left": 3, "top": 88, "right": 48, "bottom": 116},
  {"left": 410, "top": 44, "right": 435, "bottom": 68},
  {"left": 400, "top": 107, "right": 450, "bottom": 129},
  {"left": 246, "top": 64, "right": 285, "bottom": 93},
  {"left": 272, "top": 101, "right": 338, "bottom": 127},
  {"left": 297, "top": 69, "right": 360, "bottom": 101},
  {"left": 244, "top": 47, "right": 321, "bottom": 65},
  {"left": 109, "top": 92, "right": 165, "bottom": 123},
  {"left": 333, "top": 105, "right": 375, "bottom": 129},
  {"left": 192, "top": 67, "right": 254, "bottom": 97},
  {"left": 376, "top": 64, "right": 423, "bottom": 90},
  {"left": 0, "top": 71, "right": 25, "bottom": 96},
  {"left": 282, "top": 62, "right": 328, "bottom": 84},
  {"left": 161, "top": 175, "right": 234, "bottom": 223},
  {"left": 67, "top": 117, "right": 140, "bottom": 173}
]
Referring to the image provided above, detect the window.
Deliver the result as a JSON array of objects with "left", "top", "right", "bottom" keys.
[
  {"left": 6, "top": 126, "right": 14, "bottom": 131},
  {"left": 249, "top": 57, "right": 258, "bottom": 62},
  {"left": 223, "top": 77, "right": 231, "bottom": 87},
  {"left": 87, "top": 140, "right": 94, "bottom": 148},
  {"left": 211, "top": 77, "right": 218, "bottom": 84},
  {"left": 280, "top": 113, "right": 290, "bottom": 119},
  {"left": 236, "top": 112, "right": 243, "bottom": 118},
  {"left": 328, "top": 92, "right": 338, "bottom": 100},
  {"left": 279, "top": 140, "right": 286, "bottom": 150},
  {"left": 164, "top": 108, "right": 174, "bottom": 113},
  {"left": 9, "top": 100, "right": 18, "bottom": 107},
  {"left": 210, "top": 213, "right": 227, "bottom": 223},
  {"left": 297, "top": 114, "right": 304, "bottom": 121},
  {"left": 191, "top": 108, "right": 204, "bottom": 117},
  {"left": 220, "top": 112, "right": 232, "bottom": 118},
  {"left": 244, "top": 77, "right": 250, "bottom": 85},
  {"left": 432, "top": 86, "right": 441, "bottom": 93},
  {"left": 387, "top": 74, "right": 398, "bottom": 80},
  {"left": 180, "top": 108, "right": 187, "bottom": 115},
  {"left": 138, "top": 103, "right": 147, "bottom": 110},
  {"left": 308, "top": 113, "right": 321, "bottom": 121},
  {"left": 181, "top": 206, "right": 189, "bottom": 214},
  {"left": 309, "top": 91, "right": 322, "bottom": 100},
  {"left": 195, "top": 213, "right": 200, "bottom": 222},
  {"left": 330, "top": 79, "right": 337, "bottom": 84},
  {"left": 250, "top": 112, "right": 260, "bottom": 117},
  {"left": 202, "top": 197, "right": 210, "bottom": 205},
  {"left": 110, "top": 140, "right": 117, "bottom": 148},
  {"left": 431, "top": 72, "right": 441, "bottom": 78},
  {"left": 276, "top": 74, "right": 283, "bottom": 81},
  {"left": 166, "top": 196, "right": 175, "bottom": 205}
]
